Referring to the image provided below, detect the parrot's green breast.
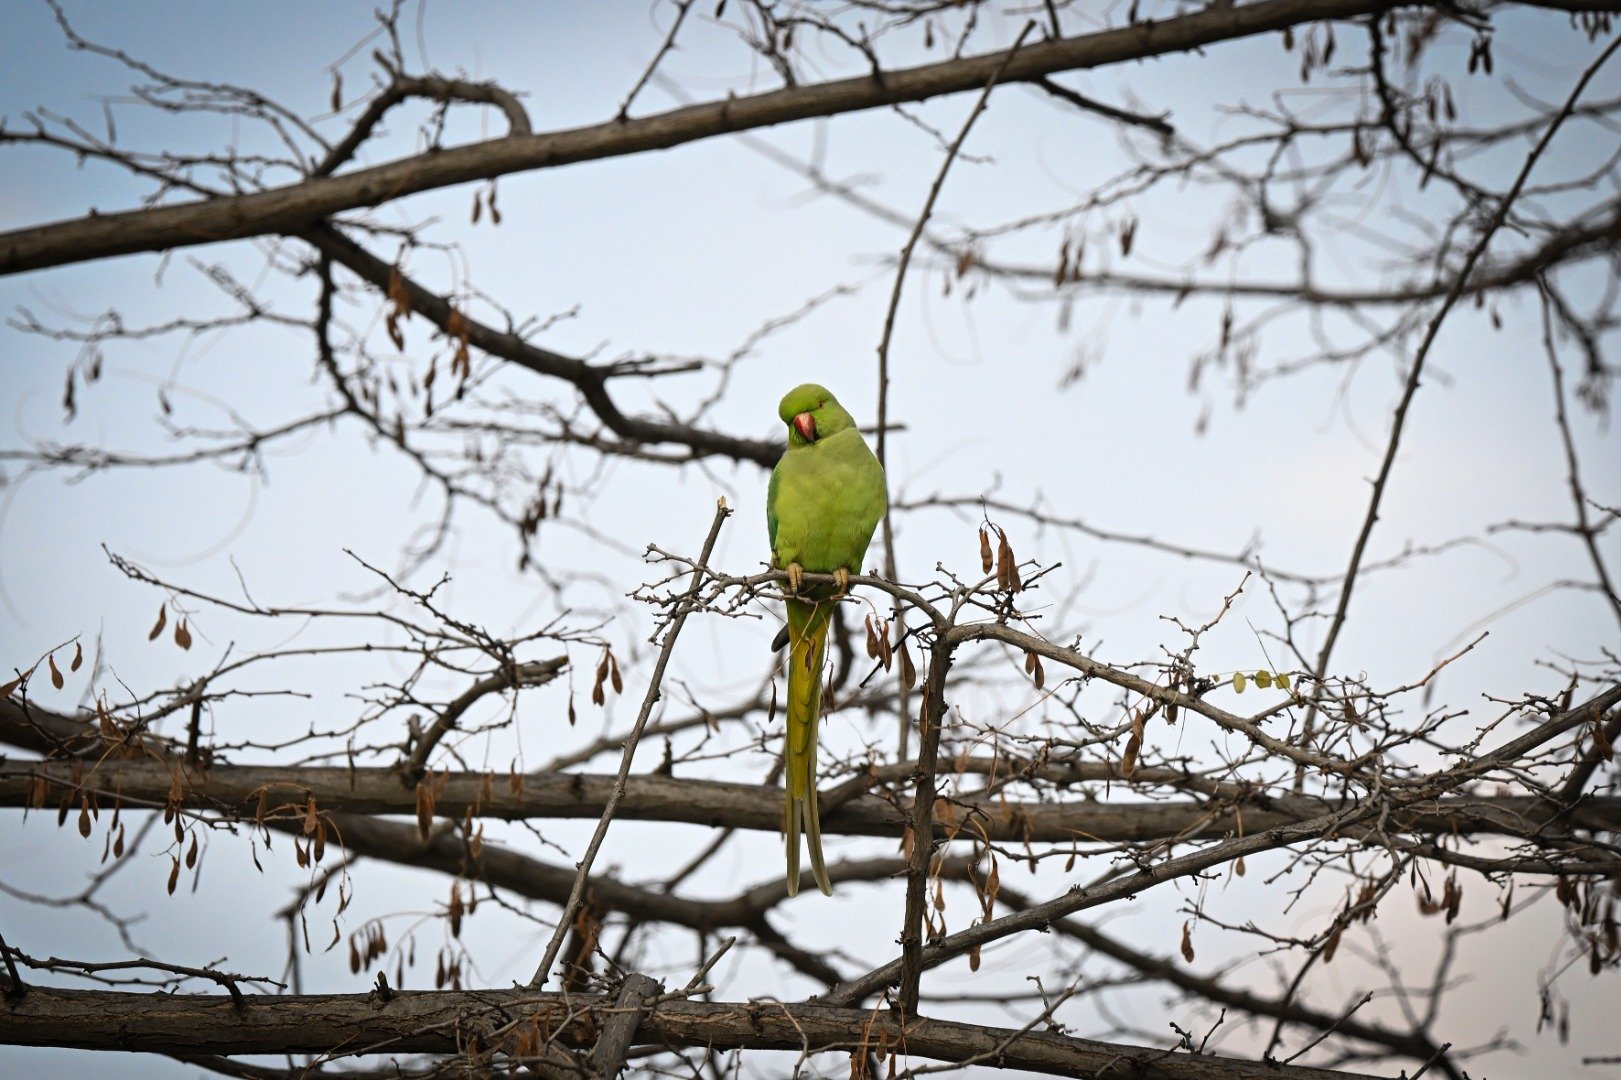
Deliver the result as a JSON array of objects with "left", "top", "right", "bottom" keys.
[{"left": 767, "top": 427, "right": 887, "bottom": 579}]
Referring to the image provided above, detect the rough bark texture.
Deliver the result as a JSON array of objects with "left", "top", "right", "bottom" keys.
[
  {"left": 6, "top": 751, "right": 1615, "bottom": 841},
  {"left": 0, "top": 986, "right": 1387, "bottom": 1080},
  {"left": 0, "top": 0, "right": 1402, "bottom": 276}
]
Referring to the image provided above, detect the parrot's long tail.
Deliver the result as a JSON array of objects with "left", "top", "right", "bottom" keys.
[{"left": 784, "top": 596, "right": 833, "bottom": 897}]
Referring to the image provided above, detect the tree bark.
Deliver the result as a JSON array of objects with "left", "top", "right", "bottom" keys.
[
  {"left": 0, "top": 0, "right": 1404, "bottom": 276},
  {"left": 585, "top": 973, "right": 661, "bottom": 1079},
  {"left": 0, "top": 985, "right": 1389, "bottom": 1080},
  {"left": 4, "top": 756, "right": 1615, "bottom": 843}
]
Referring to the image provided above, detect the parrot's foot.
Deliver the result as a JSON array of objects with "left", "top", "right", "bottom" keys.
[
  {"left": 832, "top": 567, "right": 851, "bottom": 598},
  {"left": 785, "top": 563, "right": 804, "bottom": 595}
]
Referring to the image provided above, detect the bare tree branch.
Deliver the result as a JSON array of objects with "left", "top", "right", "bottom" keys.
[
  {"left": 0, "top": 985, "right": 1391, "bottom": 1080},
  {"left": 2, "top": 0, "right": 1428, "bottom": 276}
]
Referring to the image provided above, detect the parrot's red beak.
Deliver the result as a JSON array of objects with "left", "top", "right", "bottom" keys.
[{"left": 792, "top": 411, "right": 817, "bottom": 442}]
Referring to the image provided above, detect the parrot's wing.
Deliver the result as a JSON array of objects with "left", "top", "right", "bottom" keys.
[{"left": 766, "top": 461, "right": 782, "bottom": 560}]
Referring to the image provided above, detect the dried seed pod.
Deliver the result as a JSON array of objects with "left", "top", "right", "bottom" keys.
[
  {"left": 1120, "top": 216, "right": 1138, "bottom": 256},
  {"left": 1120, "top": 711, "right": 1146, "bottom": 778},
  {"left": 1024, "top": 650, "right": 1045, "bottom": 690},
  {"left": 591, "top": 653, "right": 607, "bottom": 706},
  {"left": 996, "top": 531, "right": 1017, "bottom": 592},
  {"left": 415, "top": 780, "right": 434, "bottom": 841}
]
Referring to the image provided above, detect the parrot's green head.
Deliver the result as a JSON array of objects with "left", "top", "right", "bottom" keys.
[{"left": 778, "top": 383, "right": 857, "bottom": 448}]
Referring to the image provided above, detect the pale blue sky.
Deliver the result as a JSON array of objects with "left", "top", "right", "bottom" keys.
[{"left": 3, "top": 3, "right": 1618, "bottom": 1077}]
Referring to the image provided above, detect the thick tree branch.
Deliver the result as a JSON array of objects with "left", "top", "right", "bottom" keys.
[
  {"left": 585, "top": 972, "right": 661, "bottom": 1078},
  {"left": 6, "top": 755, "right": 1618, "bottom": 844},
  {"left": 0, "top": 0, "right": 1414, "bottom": 276},
  {"left": 0, "top": 985, "right": 1388, "bottom": 1080}
]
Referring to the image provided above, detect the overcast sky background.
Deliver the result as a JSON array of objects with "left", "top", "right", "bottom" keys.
[{"left": 3, "top": 2, "right": 1619, "bottom": 1077}]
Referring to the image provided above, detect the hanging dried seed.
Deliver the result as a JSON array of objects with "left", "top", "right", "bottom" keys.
[
  {"left": 1593, "top": 714, "right": 1614, "bottom": 762},
  {"left": 415, "top": 780, "right": 434, "bottom": 841},
  {"left": 1120, "top": 710, "right": 1146, "bottom": 777},
  {"left": 996, "top": 530, "right": 1018, "bottom": 592}
]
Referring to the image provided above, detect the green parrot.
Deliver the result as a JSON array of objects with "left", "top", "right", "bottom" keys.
[{"left": 766, "top": 383, "right": 888, "bottom": 896}]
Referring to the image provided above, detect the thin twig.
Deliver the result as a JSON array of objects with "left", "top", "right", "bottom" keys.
[
  {"left": 1536, "top": 279, "right": 1621, "bottom": 632},
  {"left": 527, "top": 498, "right": 731, "bottom": 988},
  {"left": 618, "top": 0, "right": 695, "bottom": 120}
]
